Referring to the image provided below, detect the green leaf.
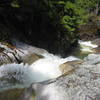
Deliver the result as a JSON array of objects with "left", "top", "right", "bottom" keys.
[{"left": 11, "top": 1, "right": 20, "bottom": 8}]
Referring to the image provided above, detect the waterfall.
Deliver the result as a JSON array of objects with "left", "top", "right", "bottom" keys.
[{"left": 0, "top": 51, "right": 79, "bottom": 92}]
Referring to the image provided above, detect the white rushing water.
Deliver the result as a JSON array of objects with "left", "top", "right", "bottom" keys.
[
  {"left": 0, "top": 40, "right": 99, "bottom": 100},
  {"left": 78, "top": 40, "right": 98, "bottom": 53},
  {"left": 0, "top": 51, "right": 79, "bottom": 92}
]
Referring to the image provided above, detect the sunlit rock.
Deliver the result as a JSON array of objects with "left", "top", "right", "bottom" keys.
[
  {"left": 59, "top": 60, "right": 83, "bottom": 75},
  {"left": 33, "top": 54, "right": 100, "bottom": 100}
]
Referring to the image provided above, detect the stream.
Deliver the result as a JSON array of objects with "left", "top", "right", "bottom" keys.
[
  {"left": 33, "top": 40, "right": 99, "bottom": 100},
  {"left": 0, "top": 39, "right": 99, "bottom": 100},
  {"left": 72, "top": 40, "right": 99, "bottom": 59}
]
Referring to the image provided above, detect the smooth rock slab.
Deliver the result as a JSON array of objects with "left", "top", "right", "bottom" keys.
[{"left": 34, "top": 54, "right": 100, "bottom": 100}]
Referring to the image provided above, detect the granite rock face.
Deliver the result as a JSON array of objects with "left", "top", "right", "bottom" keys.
[
  {"left": 0, "top": 42, "right": 44, "bottom": 65},
  {"left": 34, "top": 54, "right": 100, "bottom": 100}
]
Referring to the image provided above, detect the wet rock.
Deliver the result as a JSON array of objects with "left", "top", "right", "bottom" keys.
[
  {"left": 0, "top": 86, "right": 35, "bottom": 100},
  {"left": 59, "top": 60, "right": 83, "bottom": 75},
  {"left": 19, "top": 86, "right": 35, "bottom": 100},
  {"left": 0, "top": 42, "right": 44, "bottom": 65},
  {"left": 34, "top": 54, "right": 100, "bottom": 100},
  {"left": 84, "top": 53, "right": 100, "bottom": 64},
  {"left": 92, "top": 47, "right": 100, "bottom": 53},
  {"left": 0, "top": 88, "right": 25, "bottom": 100},
  {"left": 22, "top": 53, "right": 43, "bottom": 65},
  {"left": 91, "top": 38, "right": 100, "bottom": 53},
  {"left": 92, "top": 38, "right": 100, "bottom": 46}
]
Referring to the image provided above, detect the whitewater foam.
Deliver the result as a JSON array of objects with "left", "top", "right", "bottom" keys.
[
  {"left": 79, "top": 40, "right": 98, "bottom": 48},
  {"left": 0, "top": 52, "right": 79, "bottom": 91}
]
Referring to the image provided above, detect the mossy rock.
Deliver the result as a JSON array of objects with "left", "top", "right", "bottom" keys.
[{"left": 0, "top": 88, "right": 25, "bottom": 100}]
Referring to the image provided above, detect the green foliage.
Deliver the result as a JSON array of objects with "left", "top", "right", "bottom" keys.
[
  {"left": 44, "top": 0, "right": 89, "bottom": 41},
  {"left": 76, "top": 0, "right": 95, "bottom": 8},
  {"left": 11, "top": 1, "right": 20, "bottom": 8},
  {"left": 0, "top": 0, "right": 99, "bottom": 43},
  {"left": 45, "top": 0, "right": 99, "bottom": 37},
  {"left": 75, "top": 0, "right": 100, "bottom": 14},
  {"left": 4, "top": 0, "right": 99, "bottom": 34}
]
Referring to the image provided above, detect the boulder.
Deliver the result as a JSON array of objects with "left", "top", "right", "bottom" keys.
[{"left": 0, "top": 42, "right": 44, "bottom": 65}]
